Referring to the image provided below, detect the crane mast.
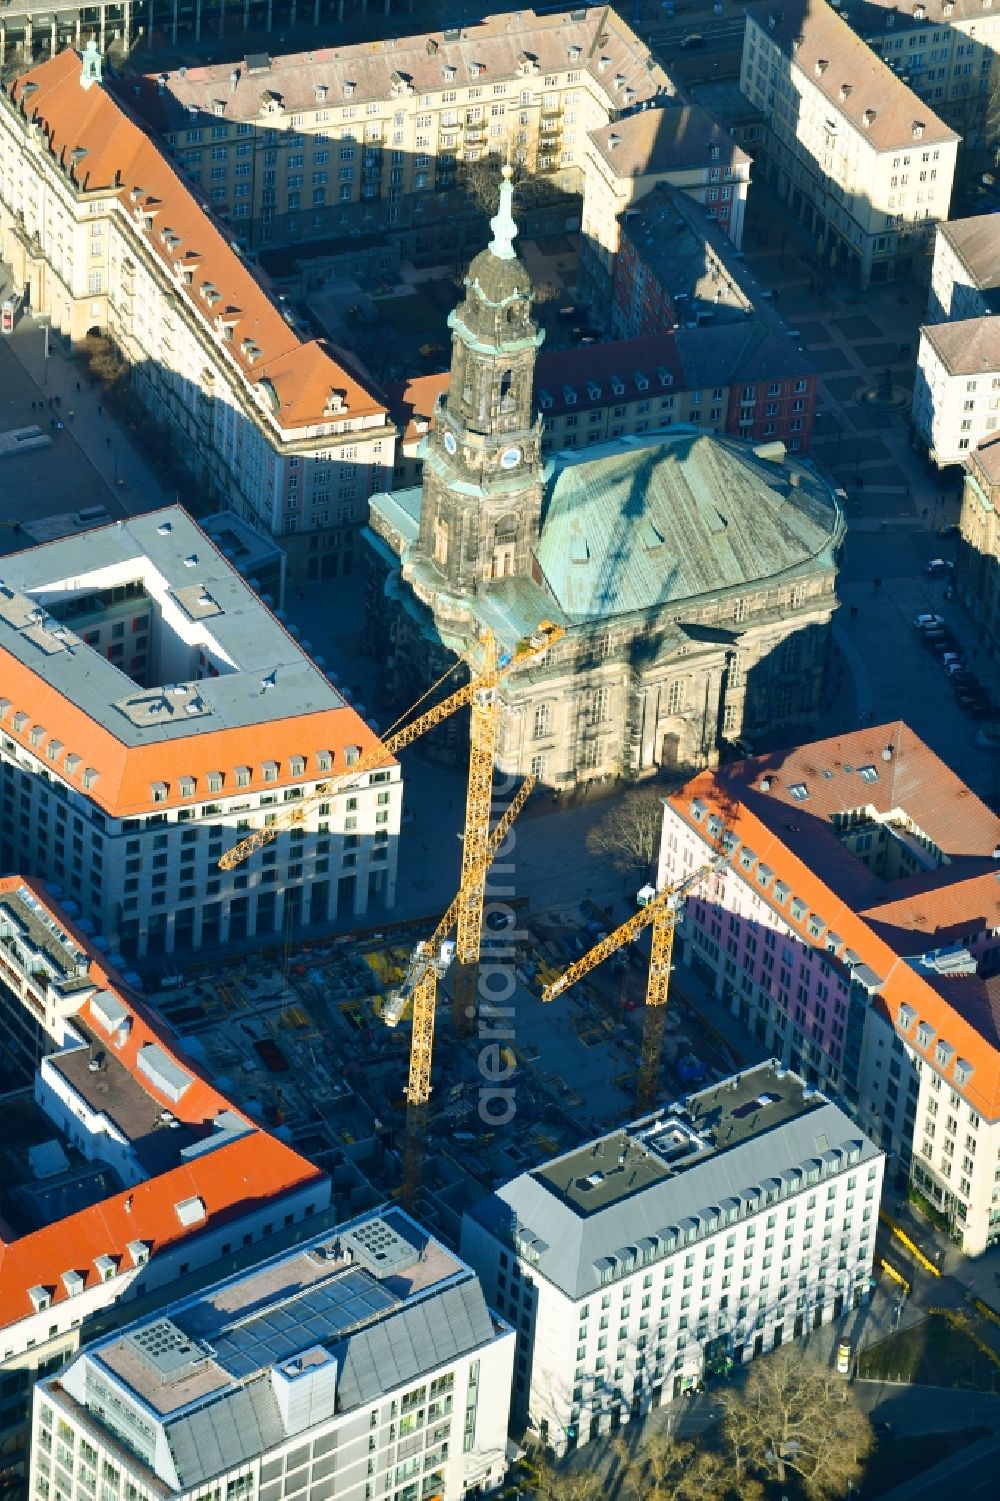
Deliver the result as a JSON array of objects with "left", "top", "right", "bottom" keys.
[
  {"left": 541, "top": 853, "right": 728, "bottom": 1110},
  {"left": 391, "top": 775, "right": 535, "bottom": 1206}
]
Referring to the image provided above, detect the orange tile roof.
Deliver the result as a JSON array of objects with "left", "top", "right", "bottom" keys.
[
  {"left": 0, "top": 1130, "right": 324, "bottom": 1327},
  {"left": 667, "top": 723, "right": 1000, "bottom": 1117},
  {"left": 0, "top": 647, "right": 390, "bottom": 817},
  {"left": 9, "top": 50, "right": 388, "bottom": 432},
  {"left": 862, "top": 867, "right": 1000, "bottom": 954},
  {"left": 0, "top": 875, "right": 327, "bottom": 1327}
]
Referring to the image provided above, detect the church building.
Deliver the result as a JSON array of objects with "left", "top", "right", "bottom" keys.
[{"left": 364, "top": 170, "right": 846, "bottom": 786}]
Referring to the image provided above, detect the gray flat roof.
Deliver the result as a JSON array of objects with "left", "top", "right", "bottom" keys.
[
  {"left": 468, "top": 1063, "right": 880, "bottom": 1299},
  {"left": 60, "top": 1210, "right": 501, "bottom": 1490},
  {"left": 0, "top": 506, "right": 343, "bottom": 746}
]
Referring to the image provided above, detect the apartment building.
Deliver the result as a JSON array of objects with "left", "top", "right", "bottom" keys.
[
  {"left": 0, "top": 874, "right": 329, "bottom": 1488},
  {"left": 926, "top": 213, "right": 1000, "bottom": 321},
  {"left": 0, "top": 45, "right": 394, "bottom": 582},
  {"left": 124, "top": 9, "right": 674, "bottom": 258},
  {"left": 462, "top": 1064, "right": 882, "bottom": 1454},
  {"left": 657, "top": 722, "right": 1000, "bottom": 1256},
  {"left": 0, "top": 0, "right": 381, "bottom": 64},
  {"left": 0, "top": 506, "right": 401, "bottom": 961},
  {"left": 956, "top": 433, "right": 1000, "bottom": 658},
  {"left": 742, "top": 0, "right": 959, "bottom": 286},
  {"left": 579, "top": 104, "right": 750, "bottom": 313},
  {"left": 851, "top": 0, "right": 1000, "bottom": 144},
  {"left": 387, "top": 321, "right": 817, "bottom": 493},
  {"left": 610, "top": 179, "right": 754, "bottom": 339},
  {"left": 31, "top": 1209, "right": 513, "bottom": 1501},
  {"left": 913, "top": 314, "right": 1000, "bottom": 461}
]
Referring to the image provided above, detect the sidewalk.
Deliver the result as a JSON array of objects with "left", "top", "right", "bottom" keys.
[{"left": 5, "top": 308, "right": 173, "bottom": 519}]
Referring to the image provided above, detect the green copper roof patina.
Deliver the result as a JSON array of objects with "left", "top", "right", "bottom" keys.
[{"left": 535, "top": 427, "right": 843, "bottom": 621}]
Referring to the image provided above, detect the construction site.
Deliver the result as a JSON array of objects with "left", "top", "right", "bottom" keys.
[
  {"left": 151, "top": 895, "right": 749, "bottom": 1247},
  {"left": 139, "top": 624, "right": 756, "bottom": 1247}
]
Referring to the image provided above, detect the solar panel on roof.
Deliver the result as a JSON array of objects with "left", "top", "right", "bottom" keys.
[{"left": 210, "top": 1269, "right": 397, "bottom": 1378}]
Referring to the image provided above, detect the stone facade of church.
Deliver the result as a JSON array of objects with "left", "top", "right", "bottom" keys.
[{"left": 364, "top": 173, "right": 846, "bottom": 787}]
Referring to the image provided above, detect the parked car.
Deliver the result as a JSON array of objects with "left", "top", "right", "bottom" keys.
[
  {"left": 926, "top": 558, "right": 955, "bottom": 577},
  {"left": 913, "top": 613, "right": 944, "bottom": 629},
  {"left": 873, "top": 1420, "right": 895, "bottom": 1437},
  {"left": 680, "top": 32, "right": 706, "bottom": 48},
  {"left": 836, "top": 1339, "right": 851, "bottom": 1375}
]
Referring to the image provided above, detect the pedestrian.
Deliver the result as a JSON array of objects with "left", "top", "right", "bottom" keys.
[
  {"left": 850, "top": 605, "right": 858, "bottom": 620},
  {"left": 105, "top": 436, "right": 111, "bottom": 449},
  {"left": 97, "top": 404, "right": 102, "bottom": 416},
  {"left": 75, "top": 380, "right": 80, "bottom": 392},
  {"left": 54, "top": 395, "right": 60, "bottom": 408}
]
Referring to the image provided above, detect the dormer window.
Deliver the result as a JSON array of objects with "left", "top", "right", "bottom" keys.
[
  {"left": 317, "top": 750, "right": 333, "bottom": 773},
  {"left": 314, "top": 83, "right": 328, "bottom": 102},
  {"left": 563, "top": 385, "right": 577, "bottom": 405},
  {"left": 289, "top": 754, "right": 306, "bottom": 776},
  {"left": 611, "top": 377, "right": 625, "bottom": 395},
  {"left": 912, "top": 121, "right": 924, "bottom": 139},
  {"left": 28, "top": 1286, "right": 51, "bottom": 1313},
  {"left": 344, "top": 81, "right": 356, "bottom": 97},
  {"left": 657, "top": 367, "right": 672, "bottom": 388},
  {"left": 814, "top": 58, "right": 829, "bottom": 76},
  {"left": 470, "top": 62, "right": 483, "bottom": 78},
  {"left": 568, "top": 45, "right": 582, "bottom": 62},
  {"left": 179, "top": 775, "right": 196, "bottom": 798},
  {"left": 916, "top": 1021, "right": 934, "bottom": 1048},
  {"left": 213, "top": 100, "right": 225, "bottom": 116},
  {"left": 587, "top": 381, "right": 601, "bottom": 400},
  {"left": 897, "top": 1003, "right": 916, "bottom": 1031},
  {"left": 863, "top": 109, "right": 876, "bottom": 128},
  {"left": 635, "top": 372, "right": 649, "bottom": 391},
  {"left": 539, "top": 389, "right": 553, "bottom": 409},
  {"left": 443, "top": 64, "right": 457, "bottom": 81},
  {"left": 94, "top": 1254, "right": 117, "bottom": 1282}
]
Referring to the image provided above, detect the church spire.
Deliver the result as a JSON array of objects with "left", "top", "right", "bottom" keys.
[{"left": 487, "top": 165, "right": 518, "bottom": 262}]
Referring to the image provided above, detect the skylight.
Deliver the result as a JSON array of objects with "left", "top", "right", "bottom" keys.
[{"left": 789, "top": 782, "right": 810, "bottom": 801}]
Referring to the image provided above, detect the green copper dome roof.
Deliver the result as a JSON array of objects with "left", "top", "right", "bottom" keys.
[{"left": 535, "top": 428, "right": 843, "bottom": 621}]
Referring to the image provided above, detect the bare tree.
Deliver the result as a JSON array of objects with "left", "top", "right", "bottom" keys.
[
  {"left": 585, "top": 786, "right": 665, "bottom": 878},
  {"left": 526, "top": 1458, "right": 603, "bottom": 1501},
  {"left": 718, "top": 1347, "right": 873, "bottom": 1500},
  {"left": 460, "top": 123, "right": 551, "bottom": 220},
  {"left": 615, "top": 1430, "right": 760, "bottom": 1501}
]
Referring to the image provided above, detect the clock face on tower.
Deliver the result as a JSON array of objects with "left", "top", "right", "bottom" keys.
[
  {"left": 500, "top": 446, "right": 522, "bottom": 470},
  {"left": 444, "top": 431, "right": 457, "bottom": 455}
]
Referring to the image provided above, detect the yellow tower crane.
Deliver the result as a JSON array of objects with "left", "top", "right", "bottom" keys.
[
  {"left": 383, "top": 774, "right": 535, "bottom": 1205},
  {"left": 218, "top": 622, "right": 562, "bottom": 870},
  {"left": 541, "top": 853, "right": 729, "bottom": 1111}
]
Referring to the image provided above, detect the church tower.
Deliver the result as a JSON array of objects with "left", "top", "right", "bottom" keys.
[{"left": 418, "top": 167, "right": 545, "bottom": 592}]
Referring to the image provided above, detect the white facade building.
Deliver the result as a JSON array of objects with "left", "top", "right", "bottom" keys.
[
  {"left": 741, "top": 0, "right": 959, "bottom": 286},
  {"left": 927, "top": 214, "right": 1000, "bottom": 322},
  {"left": 0, "top": 506, "right": 401, "bottom": 960},
  {"left": 656, "top": 722, "right": 1000, "bottom": 1256},
  {"left": 0, "top": 45, "right": 395, "bottom": 582},
  {"left": 31, "top": 1210, "right": 514, "bottom": 1501},
  {"left": 461, "top": 1065, "right": 883, "bottom": 1455},
  {"left": 913, "top": 314, "right": 1000, "bottom": 461}
]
